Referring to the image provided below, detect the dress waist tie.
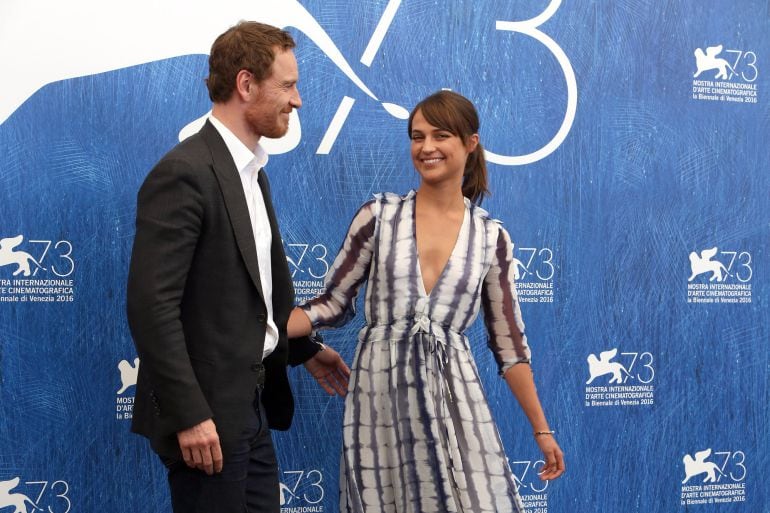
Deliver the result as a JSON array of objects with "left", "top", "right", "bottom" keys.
[{"left": 409, "top": 313, "right": 454, "bottom": 403}]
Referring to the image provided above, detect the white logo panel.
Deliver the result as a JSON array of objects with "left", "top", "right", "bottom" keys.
[
  {"left": 680, "top": 448, "right": 747, "bottom": 506},
  {"left": 279, "top": 468, "right": 325, "bottom": 512},
  {"left": 0, "top": 477, "right": 72, "bottom": 513},
  {"left": 286, "top": 241, "right": 330, "bottom": 304},
  {"left": 691, "top": 44, "right": 759, "bottom": 105},
  {"left": 513, "top": 244, "right": 556, "bottom": 305},
  {"left": 0, "top": 235, "right": 75, "bottom": 303},
  {"left": 686, "top": 246, "right": 753, "bottom": 304},
  {"left": 511, "top": 458, "right": 550, "bottom": 513},
  {"left": 116, "top": 357, "right": 139, "bottom": 421},
  {"left": 584, "top": 348, "right": 655, "bottom": 407}
]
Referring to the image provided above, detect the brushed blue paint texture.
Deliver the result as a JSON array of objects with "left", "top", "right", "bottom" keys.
[{"left": 0, "top": 1, "right": 767, "bottom": 511}]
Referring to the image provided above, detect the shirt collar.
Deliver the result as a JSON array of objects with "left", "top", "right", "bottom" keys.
[{"left": 208, "top": 114, "right": 269, "bottom": 173}]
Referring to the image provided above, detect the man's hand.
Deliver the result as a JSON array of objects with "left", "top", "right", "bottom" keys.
[
  {"left": 304, "top": 346, "right": 350, "bottom": 396},
  {"left": 177, "top": 418, "right": 223, "bottom": 475}
]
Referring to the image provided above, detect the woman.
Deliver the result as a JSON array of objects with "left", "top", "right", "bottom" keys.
[{"left": 289, "top": 90, "right": 564, "bottom": 513}]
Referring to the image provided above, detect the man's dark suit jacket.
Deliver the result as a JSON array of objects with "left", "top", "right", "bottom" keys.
[{"left": 127, "top": 120, "right": 319, "bottom": 460}]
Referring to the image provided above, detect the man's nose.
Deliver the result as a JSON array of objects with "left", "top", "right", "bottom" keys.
[{"left": 291, "top": 88, "right": 302, "bottom": 109}]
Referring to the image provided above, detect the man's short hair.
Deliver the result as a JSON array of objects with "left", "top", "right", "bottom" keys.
[{"left": 206, "top": 21, "right": 296, "bottom": 103}]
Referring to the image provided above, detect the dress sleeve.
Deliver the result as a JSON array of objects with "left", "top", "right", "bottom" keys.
[
  {"left": 481, "top": 224, "right": 532, "bottom": 376},
  {"left": 300, "top": 199, "right": 377, "bottom": 328}
]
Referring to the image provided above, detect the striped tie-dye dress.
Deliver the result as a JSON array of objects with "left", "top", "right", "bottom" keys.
[{"left": 301, "top": 190, "right": 531, "bottom": 513}]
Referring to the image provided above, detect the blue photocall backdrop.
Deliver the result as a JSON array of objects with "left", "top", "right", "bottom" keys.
[{"left": 0, "top": 1, "right": 767, "bottom": 512}]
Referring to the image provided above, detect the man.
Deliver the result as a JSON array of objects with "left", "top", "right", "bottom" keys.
[{"left": 127, "top": 21, "right": 349, "bottom": 512}]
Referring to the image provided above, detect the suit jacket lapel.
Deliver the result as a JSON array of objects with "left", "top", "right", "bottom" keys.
[{"left": 200, "top": 121, "right": 265, "bottom": 300}]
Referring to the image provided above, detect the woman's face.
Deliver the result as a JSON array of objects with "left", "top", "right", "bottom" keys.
[{"left": 410, "top": 109, "right": 478, "bottom": 188}]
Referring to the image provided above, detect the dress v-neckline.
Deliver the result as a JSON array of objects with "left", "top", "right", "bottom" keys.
[{"left": 412, "top": 193, "right": 469, "bottom": 298}]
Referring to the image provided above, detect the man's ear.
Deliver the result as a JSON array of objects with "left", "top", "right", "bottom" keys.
[{"left": 235, "top": 69, "right": 255, "bottom": 101}]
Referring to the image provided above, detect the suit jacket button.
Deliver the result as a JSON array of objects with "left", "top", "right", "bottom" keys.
[
  {"left": 256, "top": 314, "right": 266, "bottom": 323},
  {"left": 251, "top": 363, "right": 266, "bottom": 385}
]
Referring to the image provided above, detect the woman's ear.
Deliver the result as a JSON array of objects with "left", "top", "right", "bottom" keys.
[{"left": 466, "top": 133, "right": 480, "bottom": 153}]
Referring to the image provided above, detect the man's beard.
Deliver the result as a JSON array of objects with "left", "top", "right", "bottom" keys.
[{"left": 245, "top": 107, "right": 290, "bottom": 139}]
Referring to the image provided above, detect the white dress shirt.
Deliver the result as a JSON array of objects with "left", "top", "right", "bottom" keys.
[{"left": 209, "top": 115, "right": 279, "bottom": 360}]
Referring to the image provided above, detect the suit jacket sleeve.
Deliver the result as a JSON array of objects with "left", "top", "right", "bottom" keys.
[
  {"left": 127, "top": 155, "right": 213, "bottom": 434},
  {"left": 287, "top": 334, "right": 323, "bottom": 367}
]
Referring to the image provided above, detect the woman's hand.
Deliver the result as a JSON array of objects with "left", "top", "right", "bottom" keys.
[
  {"left": 535, "top": 434, "right": 565, "bottom": 480},
  {"left": 304, "top": 345, "right": 351, "bottom": 396}
]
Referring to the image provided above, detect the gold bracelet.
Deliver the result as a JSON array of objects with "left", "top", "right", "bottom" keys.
[{"left": 534, "top": 430, "right": 555, "bottom": 437}]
